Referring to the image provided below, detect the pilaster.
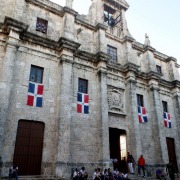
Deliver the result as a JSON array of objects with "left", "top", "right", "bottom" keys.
[
  {"left": 62, "top": 7, "right": 77, "bottom": 40},
  {"left": 56, "top": 54, "right": 73, "bottom": 178},
  {"left": 96, "top": 23, "right": 108, "bottom": 53},
  {"left": 172, "top": 91, "right": 180, "bottom": 139},
  {"left": 149, "top": 83, "right": 165, "bottom": 164},
  {"left": 97, "top": 60, "right": 112, "bottom": 168},
  {"left": 0, "top": 29, "right": 19, "bottom": 154},
  {"left": 167, "top": 57, "right": 178, "bottom": 81},
  {"left": 126, "top": 74, "right": 142, "bottom": 161}
]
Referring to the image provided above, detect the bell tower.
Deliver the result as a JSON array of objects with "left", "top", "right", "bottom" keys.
[{"left": 88, "top": 0, "right": 131, "bottom": 38}]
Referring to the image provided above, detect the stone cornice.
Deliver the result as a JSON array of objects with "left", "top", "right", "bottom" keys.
[
  {"left": 148, "top": 71, "right": 162, "bottom": 80},
  {"left": 132, "top": 41, "right": 144, "bottom": 52},
  {"left": 62, "top": 7, "right": 78, "bottom": 16},
  {"left": 172, "top": 80, "right": 180, "bottom": 88},
  {"left": 108, "top": 111, "right": 127, "bottom": 117},
  {"left": 132, "top": 41, "right": 178, "bottom": 63},
  {"left": 107, "top": 62, "right": 124, "bottom": 72},
  {"left": 58, "top": 37, "right": 81, "bottom": 52},
  {"left": 20, "top": 31, "right": 57, "bottom": 49},
  {"left": 75, "top": 16, "right": 96, "bottom": 31},
  {"left": 149, "top": 85, "right": 160, "bottom": 91},
  {"left": 74, "top": 49, "right": 96, "bottom": 62},
  {"left": 122, "top": 62, "right": 140, "bottom": 73},
  {"left": 122, "top": 35, "right": 134, "bottom": 43},
  {"left": 3, "top": 16, "right": 29, "bottom": 33},
  {"left": 25, "top": 0, "right": 64, "bottom": 16},
  {"left": 95, "top": 51, "right": 110, "bottom": 62},
  {"left": 144, "top": 45, "right": 156, "bottom": 53},
  {"left": 166, "top": 56, "right": 177, "bottom": 62},
  {"left": 20, "top": 30, "right": 81, "bottom": 52},
  {"left": 95, "top": 23, "right": 108, "bottom": 31},
  {"left": 104, "top": 0, "right": 129, "bottom": 11},
  {"left": 154, "top": 51, "right": 169, "bottom": 61}
]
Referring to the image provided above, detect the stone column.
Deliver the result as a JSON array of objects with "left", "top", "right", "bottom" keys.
[
  {"left": 150, "top": 84, "right": 165, "bottom": 164},
  {"left": 98, "top": 68, "right": 111, "bottom": 168},
  {"left": 126, "top": 76, "right": 142, "bottom": 160},
  {"left": 172, "top": 92, "right": 180, "bottom": 140},
  {"left": 62, "top": 7, "right": 77, "bottom": 40},
  {"left": 95, "top": 23, "right": 108, "bottom": 53},
  {"left": 56, "top": 55, "right": 73, "bottom": 178},
  {"left": 0, "top": 29, "right": 19, "bottom": 154}
]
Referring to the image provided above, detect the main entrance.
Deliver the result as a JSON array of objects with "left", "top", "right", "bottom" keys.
[
  {"left": 13, "top": 120, "right": 45, "bottom": 175},
  {"left": 166, "top": 137, "right": 178, "bottom": 172},
  {"left": 109, "top": 128, "right": 127, "bottom": 172}
]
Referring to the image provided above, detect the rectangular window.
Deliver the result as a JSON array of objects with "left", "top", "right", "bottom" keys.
[
  {"left": 78, "top": 78, "right": 88, "bottom": 94},
  {"left": 107, "top": 45, "right": 117, "bottom": 62},
  {"left": 137, "top": 94, "right": 144, "bottom": 107},
  {"left": 156, "top": 65, "right": 162, "bottom": 74},
  {"left": 104, "top": 5, "right": 116, "bottom": 26},
  {"left": 29, "top": 65, "right": 44, "bottom": 83},
  {"left": 162, "top": 101, "right": 168, "bottom": 112},
  {"left": 36, "top": 17, "right": 48, "bottom": 34}
]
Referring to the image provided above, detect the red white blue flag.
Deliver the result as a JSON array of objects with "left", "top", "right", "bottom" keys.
[
  {"left": 27, "top": 82, "right": 44, "bottom": 107},
  {"left": 77, "top": 92, "right": 89, "bottom": 114},
  {"left": 164, "top": 112, "right": 171, "bottom": 128},
  {"left": 138, "top": 106, "right": 148, "bottom": 123}
]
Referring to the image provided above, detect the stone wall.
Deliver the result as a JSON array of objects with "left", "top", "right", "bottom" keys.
[{"left": 0, "top": 0, "right": 180, "bottom": 178}]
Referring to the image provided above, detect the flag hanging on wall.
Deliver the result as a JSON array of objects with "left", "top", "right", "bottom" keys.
[
  {"left": 77, "top": 92, "right": 89, "bottom": 114},
  {"left": 27, "top": 82, "right": 44, "bottom": 107},
  {"left": 138, "top": 106, "right": 148, "bottom": 123},
  {"left": 164, "top": 112, "right": 171, "bottom": 128}
]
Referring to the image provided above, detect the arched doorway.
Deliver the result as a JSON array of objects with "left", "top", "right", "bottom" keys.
[
  {"left": 13, "top": 120, "right": 45, "bottom": 175},
  {"left": 109, "top": 128, "right": 127, "bottom": 172}
]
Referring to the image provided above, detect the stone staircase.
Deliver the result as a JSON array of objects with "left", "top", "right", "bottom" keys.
[
  {"left": 0, "top": 175, "right": 64, "bottom": 180},
  {"left": 0, "top": 174, "right": 178, "bottom": 180}
]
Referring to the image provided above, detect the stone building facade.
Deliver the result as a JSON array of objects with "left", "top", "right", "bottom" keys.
[{"left": 0, "top": 0, "right": 180, "bottom": 179}]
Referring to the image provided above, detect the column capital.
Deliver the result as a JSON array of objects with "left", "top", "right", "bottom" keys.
[
  {"left": 149, "top": 84, "right": 160, "bottom": 91},
  {"left": 126, "top": 78, "right": 137, "bottom": 85}
]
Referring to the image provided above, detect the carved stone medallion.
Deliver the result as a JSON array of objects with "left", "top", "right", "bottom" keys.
[{"left": 108, "top": 89, "right": 124, "bottom": 113}]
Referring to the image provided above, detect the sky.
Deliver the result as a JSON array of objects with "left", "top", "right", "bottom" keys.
[{"left": 50, "top": 0, "right": 180, "bottom": 66}]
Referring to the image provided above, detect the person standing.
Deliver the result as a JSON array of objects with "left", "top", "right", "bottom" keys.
[
  {"left": 9, "top": 164, "right": 18, "bottom": 180},
  {"left": 138, "top": 155, "right": 145, "bottom": 177},
  {"left": 127, "top": 152, "right": 135, "bottom": 174},
  {"left": 73, "top": 168, "right": 80, "bottom": 180},
  {"left": 166, "top": 160, "right": 175, "bottom": 180}
]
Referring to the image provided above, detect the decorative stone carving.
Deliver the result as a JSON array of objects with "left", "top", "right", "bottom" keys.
[{"left": 108, "top": 89, "right": 124, "bottom": 113}]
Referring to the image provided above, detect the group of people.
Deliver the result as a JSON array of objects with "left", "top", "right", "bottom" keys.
[
  {"left": 127, "top": 152, "right": 146, "bottom": 177},
  {"left": 93, "top": 167, "right": 129, "bottom": 180},
  {"left": 8, "top": 156, "right": 180, "bottom": 180},
  {"left": 73, "top": 167, "right": 88, "bottom": 180}
]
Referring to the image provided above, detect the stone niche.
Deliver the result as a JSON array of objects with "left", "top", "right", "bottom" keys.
[{"left": 107, "top": 88, "right": 124, "bottom": 113}]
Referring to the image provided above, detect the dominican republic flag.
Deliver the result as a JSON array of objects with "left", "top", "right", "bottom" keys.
[
  {"left": 27, "top": 82, "right": 44, "bottom": 107},
  {"left": 164, "top": 112, "right": 171, "bottom": 128},
  {"left": 138, "top": 106, "right": 148, "bottom": 123},
  {"left": 77, "top": 92, "right": 89, "bottom": 114}
]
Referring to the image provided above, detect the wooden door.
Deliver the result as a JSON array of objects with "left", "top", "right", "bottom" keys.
[
  {"left": 166, "top": 137, "right": 178, "bottom": 172},
  {"left": 13, "top": 120, "right": 45, "bottom": 175}
]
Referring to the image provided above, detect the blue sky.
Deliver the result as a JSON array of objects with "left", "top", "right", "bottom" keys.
[{"left": 51, "top": 0, "right": 180, "bottom": 66}]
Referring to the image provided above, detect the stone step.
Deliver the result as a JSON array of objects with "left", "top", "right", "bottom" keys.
[{"left": 0, "top": 175, "right": 64, "bottom": 180}]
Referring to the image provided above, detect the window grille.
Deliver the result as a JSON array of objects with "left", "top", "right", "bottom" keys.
[
  {"left": 156, "top": 65, "right": 162, "bottom": 74},
  {"left": 78, "top": 78, "right": 88, "bottom": 94},
  {"left": 137, "top": 94, "right": 144, "bottom": 107},
  {"left": 107, "top": 45, "right": 117, "bottom": 62},
  {"left": 29, "top": 65, "right": 44, "bottom": 83},
  {"left": 36, "top": 17, "right": 48, "bottom": 34},
  {"left": 162, "top": 101, "right": 168, "bottom": 112}
]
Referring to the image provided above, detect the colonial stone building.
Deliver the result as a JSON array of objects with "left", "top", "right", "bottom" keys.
[{"left": 0, "top": 0, "right": 180, "bottom": 179}]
